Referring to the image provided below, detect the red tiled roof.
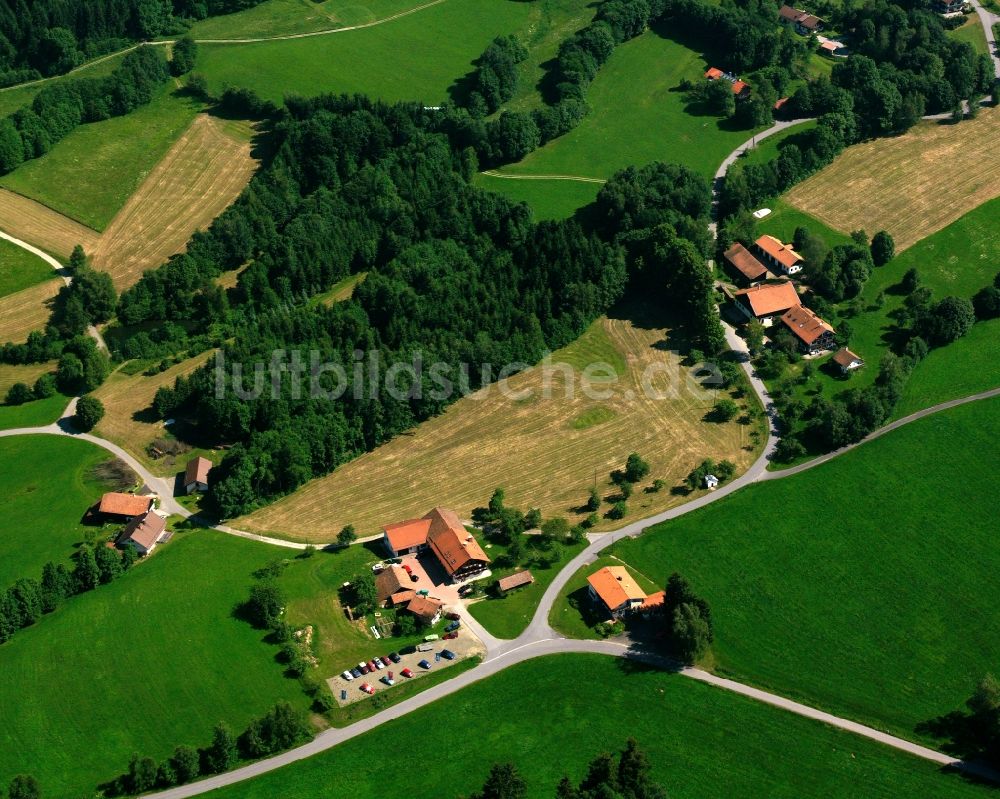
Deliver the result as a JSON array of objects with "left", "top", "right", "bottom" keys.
[
  {"left": 588, "top": 566, "right": 646, "bottom": 611},
  {"left": 375, "top": 566, "right": 409, "bottom": 604},
  {"left": 704, "top": 67, "right": 725, "bottom": 79},
  {"left": 774, "top": 97, "right": 789, "bottom": 110},
  {"left": 724, "top": 243, "right": 768, "bottom": 281},
  {"left": 781, "top": 304, "right": 835, "bottom": 344},
  {"left": 832, "top": 348, "right": 863, "bottom": 368},
  {"left": 99, "top": 492, "right": 153, "bottom": 518},
  {"left": 117, "top": 511, "right": 166, "bottom": 551},
  {"left": 755, "top": 235, "right": 803, "bottom": 270},
  {"left": 731, "top": 80, "right": 750, "bottom": 96},
  {"left": 735, "top": 282, "right": 800, "bottom": 317},
  {"left": 640, "top": 590, "right": 665, "bottom": 611},
  {"left": 425, "top": 508, "right": 490, "bottom": 575},
  {"left": 383, "top": 518, "right": 432, "bottom": 552},
  {"left": 406, "top": 595, "right": 443, "bottom": 622},
  {"left": 498, "top": 570, "right": 534, "bottom": 591},
  {"left": 779, "top": 4, "right": 800, "bottom": 21},
  {"left": 184, "top": 456, "right": 212, "bottom": 486}
]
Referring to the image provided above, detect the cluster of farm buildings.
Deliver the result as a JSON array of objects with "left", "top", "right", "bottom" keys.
[
  {"left": 88, "top": 456, "right": 213, "bottom": 557},
  {"left": 723, "top": 235, "right": 863, "bottom": 371}
]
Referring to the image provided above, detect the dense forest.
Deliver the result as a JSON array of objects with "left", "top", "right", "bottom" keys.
[{"left": 0, "top": 0, "right": 264, "bottom": 85}]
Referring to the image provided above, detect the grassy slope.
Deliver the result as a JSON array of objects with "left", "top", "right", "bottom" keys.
[
  {"left": 473, "top": 173, "right": 601, "bottom": 220},
  {"left": 0, "top": 435, "right": 116, "bottom": 585},
  {"left": 0, "top": 87, "right": 202, "bottom": 230},
  {"left": 948, "top": 16, "right": 989, "bottom": 55},
  {"left": 501, "top": 26, "right": 763, "bottom": 181},
  {"left": 0, "top": 394, "right": 66, "bottom": 430},
  {"left": 609, "top": 398, "right": 1000, "bottom": 742},
  {"left": 186, "top": 0, "right": 426, "bottom": 38},
  {"left": 0, "top": 237, "right": 54, "bottom": 298},
  {"left": 740, "top": 119, "right": 819, "bottom": 167},
  {"left": 200, "top": 655, "right": 992, "bottom": 799},
  {"left": 0, "top": 532, "right": 308, "bottom": 797},
  {"left": 196, "top": 0, "right": 532, "bottom": 104},
  {"left": 0, "top": 54, "right": 125, "bottom": 118}
]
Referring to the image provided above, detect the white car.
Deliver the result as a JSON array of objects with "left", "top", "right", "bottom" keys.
[
  {"left": 371, "top": 562, "right": 385, "bottom": 573},
  {"left": 374, "top": 657, "right": 385, "bottom": 669},
  {"left": 341, "top": 670, "right": 354, "bottom": 681}
]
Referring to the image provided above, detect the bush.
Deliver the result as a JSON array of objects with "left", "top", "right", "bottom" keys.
[
  {"left": 73, "top": 395, "right": 105, "bottom": 431},
  {"left": 32, "top": 373, "right": 57, "bottom": 399},
  {"left": 711, "top": 398, "right": 739, "bottom": 422},
  {"left": 4, "top": 382, "right": 33, "bottom": 405},
  {"left": 607, "top": 501, "right": 627, "bottom": 520},
  {"left": 623, "top": 452, "right": 650, "bottom": 482}
]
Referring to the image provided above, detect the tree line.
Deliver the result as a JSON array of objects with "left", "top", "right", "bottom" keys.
[
  {"left": 464, "top": 739, "right": 667, "bottom": 799},
  {"left": 0, "top": 0, "right": 262, "bottom": 85},
  {"left": 0, "top": 541, "right": 136, "bottom": 646}
]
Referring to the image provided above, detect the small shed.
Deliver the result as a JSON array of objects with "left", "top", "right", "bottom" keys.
[
  {"left": 184, "top": 456, "right": 212, "bottom": 494},
  {"left": 704, "top": 474, "right": 720, "bottom": 490},
  {"left": 497, "top": 570, "right": 534, "bottom": 593},
  {"left": 832, "top": 348, "right": 864, "bottom": 373}
]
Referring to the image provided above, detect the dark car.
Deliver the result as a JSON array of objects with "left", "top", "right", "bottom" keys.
[
  {"left": 418, "top": 659, "right": 432, "bottom": 669},
  {"left": 444, "top": 611, "right": 460, "bottom": 621},
  {"left": 441, "top": 649, "right": 457, "bottom": 660},
  {"left": 388, "top": 652, "right": 401, "bottom": 664},
  {"left": 409, "top": 573, "right": 419, "bottom": 582},
  {"left": 350, "top": 667, "right": 362, "bottom": 678},
  {"left": 445, "top": 620, "right": 460, "bottom": 632},
  {"left": 458, "top": 585, "right": 473, "bottom": 597},
  {"left": 443, "top": 631, "right": 458, "bottom": 640},
  {"left": 359, "top": 662, "right": 370, "bottom": 675},
  {"left": 400, "top": 645, "right": 417, "bottom": 655}
]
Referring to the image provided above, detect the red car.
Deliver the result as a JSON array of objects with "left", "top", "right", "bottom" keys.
[
  {"left": 402, "top": 564, "right": 413, "bottom": 574},
  {"left": 443, "top": 631, "right": 458, "bottom": 640},
  {"left": 367, "top": 660, "right": 378, "bottom": 672},
  {"left": 360, "top": 683, "right": 375, "bottom": 695},
  {"left": 400, "top": 667, "right": 414, "bottom": 678}
]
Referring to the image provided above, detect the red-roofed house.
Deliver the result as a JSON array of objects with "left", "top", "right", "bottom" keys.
[
  {"left": 588, "top": 566, "right": 647, "bottom": 619},
  {"left": 724, "top": 242, "right": 770, "bottom": 284},
  {"left": 184, "top": 456, "right": 212, "bottom": 494},
  {"left": 97, "top": 492, "right": 153, "bottom": 522},
  {"left": 733, "top": 282, "right": 800, "bottom": 322},
  {"left": 755, "top": 235, "right": 803, "bottom": 275},
  {"left": 781, "top": 304, "right": 836, "bottom": 353},
  {"left": 832, "top": 347, "right": 865, "bottom": 373},
  {"left": 704, "top": 67, "right": 725, "bottom": 80},
  {"left": 704, "top": 67, "right": 751, "bottom": 99},
  {"left": 405, "top": 595, "right": 444, "bottom": 626},
  {"left": 116, "top": 511, "right": 168, "bottom": 556},
  {"left": 382, "top": 507, "right": 491, "bottom": 581}
]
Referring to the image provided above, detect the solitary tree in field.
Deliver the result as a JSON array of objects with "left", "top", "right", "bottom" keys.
[
  {"left": 624, "top": 452, "right": 650, "bottom": 483},
  {"left": 337, "top": 524, "right": 357, "bottom": 546},
  {"left": 8, "top": 773, "right": 41, "bottom": 799},
  {"left": 712, "top": 398, "right": 739, "bottom": 422},
  {"left": 74, "top": 395, "right": 105, "bottom": 432},
  {"left": 870, "top": 230, "right": 895, "bottom": 266}
]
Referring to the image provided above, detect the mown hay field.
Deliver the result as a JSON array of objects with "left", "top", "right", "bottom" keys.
[
  {"left": 0, "top": 278, "right": 61, "bottom": 344},
  {"left": 90, "top": 114, "right": 258, "bottom": 289},
  {"left": 237, "top": 305, "right": 764, "bottom": 542},
  {"left": 0, "top": 188, "right": 98, "bottom": 260},
  {"left": 786, "top": 107, "right": 1000, "bottom": 250}
]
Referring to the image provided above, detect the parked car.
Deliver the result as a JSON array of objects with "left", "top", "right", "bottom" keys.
[
  {"left": 359, "top": 662, "right": 370, "bottom": 675},
  {"left": 417, "top": 643, "right": 433, "bottom": 652},
  {"left": 444, "top": 611, "right": 460, "bottom": 621},
  {"left": 445, "top": 621, "right": 460, "bottom": 632},
  {"left": 400, "top": 645, "right": 417, "bottom": 655},
  {"left": 458, "top": 585, "right": 473, "bottom": 597},
  {"left": 424, "top": 634, "right": 439, "bottom": 642},
  {"left": 387, "top": 557, "right": 402, "bottom": 564},
  {"left": 388, "top": 652, "right": 401, "bottom": 663},
  {"left": 371, "top": 562, "right": 385, "bottom": 573},
  {"left": 418, "top": 659, "right": 432, "bottom": 669},
  {"left": 401, "top": 667, "right": 414, "bottom": 678},
  {"left": 402, "top": 564, "right": 413, "bottom": 574},
  {"left": 410, "top": 573, "right": 419, "bottom": 583},
  {"left": 367, "top": 660, "right": 378, "bottom": 672},
  {"left": 380, "top": 674, "right": 395, "bottom": 686},
  {"left": 441, "top": 649, "right": 457, "bottom": 660},
  {"left": 360, "top": 683, "right": 375, "bottom": 695},
  {"left": 373, "top": 657, "right": 385, "bottom": 669},
  {"left": 350, "top": 667, "right": 363, "bottom": 678},
  {"left": 341, "top": 670, "right": 354, "bottom": 681},
  {"left": 443, "top": 631, "right": 458, "bottom": 640}
]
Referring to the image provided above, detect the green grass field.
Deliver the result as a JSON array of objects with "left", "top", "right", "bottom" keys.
[
  {"left": 0, "top": 237, "right": 54, "bottom": 298},
  {"left": 549, "top": 554, "right": 658, "bottom": 639},
  {"left": 600, "top": 398, "right": 1000, "bottom": 743},
  {"left": 196, "top": 0, "right": 532, "bottom": 105},
  {"left": 473, "top": 173, "right": 601, "bottom": 220},
  {"left": 0, "top": 53, "right": 126, "bottom": 118},
  {"left": 0, "top": 86, "right": 202, "bottom": 230},
  {"left": 752, "top": 197, "right": 851, "bottom": 249},
  {"left": 740, "top": 120, "right": 819, "bottom": 167},
  {"left": 467, "top": 537, "right": 587, "bottom": 639},
  {"left": 0, "top": 531, "right": 309, "bottom": 798},
  {"left": 186, "top": 0, "right": 427, "bottom": 38},
  {"left": 0, "top": 435, "right": 119, "bottom": 585},
  {"left": 948, "top": 16, "right": 989, "bottom": 55},
  {"left": 198, "top": 654, "right": 992, "bottom": 799},
  {"left": 0, "top": 394, "right": 66, "bottom": 431},
  {"left": 498, "top": 26, "right": 763, "bottom": 181}
]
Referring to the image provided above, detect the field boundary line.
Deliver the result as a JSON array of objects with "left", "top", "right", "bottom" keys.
[{"left": 481, "top": 170, "right": 607, "bottom": 184}]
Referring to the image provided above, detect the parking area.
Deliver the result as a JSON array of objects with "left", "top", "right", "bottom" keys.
[{"left": 326, "top": 623, "right": 484, "bottom": 706}]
